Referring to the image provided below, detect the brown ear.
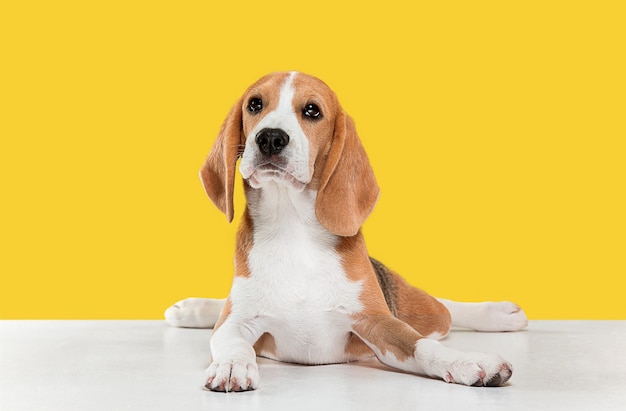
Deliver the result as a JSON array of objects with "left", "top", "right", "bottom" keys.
[
  {"left": 316, "top": 110, "right": 380, "bottom": 236},
  {"left": 199, "top": 98, "right": 243, "bottom": 222}
]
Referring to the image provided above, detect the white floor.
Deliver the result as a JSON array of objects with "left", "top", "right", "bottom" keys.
[{"left": 1, "top": 321, "right": 625, "bottom": 411}]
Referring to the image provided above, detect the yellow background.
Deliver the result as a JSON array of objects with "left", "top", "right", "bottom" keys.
[{"left": 1, "top": 1, "right": 624, "bottom": 319}]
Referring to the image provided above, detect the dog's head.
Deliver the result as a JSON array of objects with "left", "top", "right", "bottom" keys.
[{"left": 200, "top": 71, "right": 379, "bottom": 237}]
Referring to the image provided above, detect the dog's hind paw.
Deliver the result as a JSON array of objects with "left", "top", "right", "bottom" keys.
[
  {"left": 477, "top": 301, "right": 528, "bottom": 332},
  {"left": 417, "top": 339, "right": 513, "bottom": 387},
  {"left": 164, "top": 297, "right": 225, "bottom": 329}
]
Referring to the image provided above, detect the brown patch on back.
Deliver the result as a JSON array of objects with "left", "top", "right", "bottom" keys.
[{"left": 369, "top": 257, "right": 399, "bottom": 317}]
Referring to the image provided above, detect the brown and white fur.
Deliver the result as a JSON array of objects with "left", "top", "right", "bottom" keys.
[{"left": 165, "top": 72, "right": 528, "bottom": 392}]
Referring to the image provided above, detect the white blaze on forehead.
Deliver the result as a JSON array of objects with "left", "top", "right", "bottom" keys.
[{"left": 277, "top": 71, "right": 297, "bottom": 114}]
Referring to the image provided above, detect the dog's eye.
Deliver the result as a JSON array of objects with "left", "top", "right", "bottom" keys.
[
  {"left": 248, "top": 98, "right": 263, "bottom": 113},
  {"left": 303, "top": 103, "right": 322, "bottom": 120}
]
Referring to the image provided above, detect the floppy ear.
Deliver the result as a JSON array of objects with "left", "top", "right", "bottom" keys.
[
  {"left": 199, "top": 98, "right": 243, "bottom": 222},
  {"left": 315, "top": 110, "right": 380, "bottom": 237}
]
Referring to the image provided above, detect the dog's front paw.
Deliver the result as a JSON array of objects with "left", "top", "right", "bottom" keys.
[
  {"left": 442, "top": 352, "right": 513, "bottom": 387},
  {"left": 204, "top": 360, "right": 259, "bottom": 392}
]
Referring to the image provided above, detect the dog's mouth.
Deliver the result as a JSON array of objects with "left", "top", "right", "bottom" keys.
[{"left": 246, "top": 163, "right": 308, "bottom": 191}]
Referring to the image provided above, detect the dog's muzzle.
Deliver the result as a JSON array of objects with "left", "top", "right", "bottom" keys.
[{"left": 241, "top": 127, "right": 308, "bottom": 191}]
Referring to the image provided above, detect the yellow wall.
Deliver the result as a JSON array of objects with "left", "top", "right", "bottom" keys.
[{"left": 1, "top": 1, "right": 624, "bottom": 320}]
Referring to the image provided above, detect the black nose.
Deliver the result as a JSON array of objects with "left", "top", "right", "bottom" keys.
[{"left": 255, "top": 128, "right": 290, "bottom": 156}]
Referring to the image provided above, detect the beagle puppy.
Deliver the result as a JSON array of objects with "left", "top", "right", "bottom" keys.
[{"left": 166, "top": 71, "right": 528, "bottom": 392}]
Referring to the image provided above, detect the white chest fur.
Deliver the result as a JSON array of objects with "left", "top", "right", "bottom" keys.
[{"left": 229, "top": 184, "right": 364, "bottom": 364}]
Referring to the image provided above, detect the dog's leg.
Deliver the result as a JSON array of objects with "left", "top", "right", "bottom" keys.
[
  {"left": 387, "top": 270, "right": 452, "bottom": 340},
  {"left": 436, "top": 299, "right": 528, "bottom": 332},
  {"left": 164, "top": 298, "right": 226, "bottom": 328},
  {"left": 204, "top": 320, "right": 260, "bottom": 392},
  {"left": 352, "top": 315, "right": 512, "bottom": 386}
]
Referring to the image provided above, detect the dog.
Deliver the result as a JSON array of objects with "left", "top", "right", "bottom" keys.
[{"left": 165, "top": 71, "right": 528, "bottom": 392}]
